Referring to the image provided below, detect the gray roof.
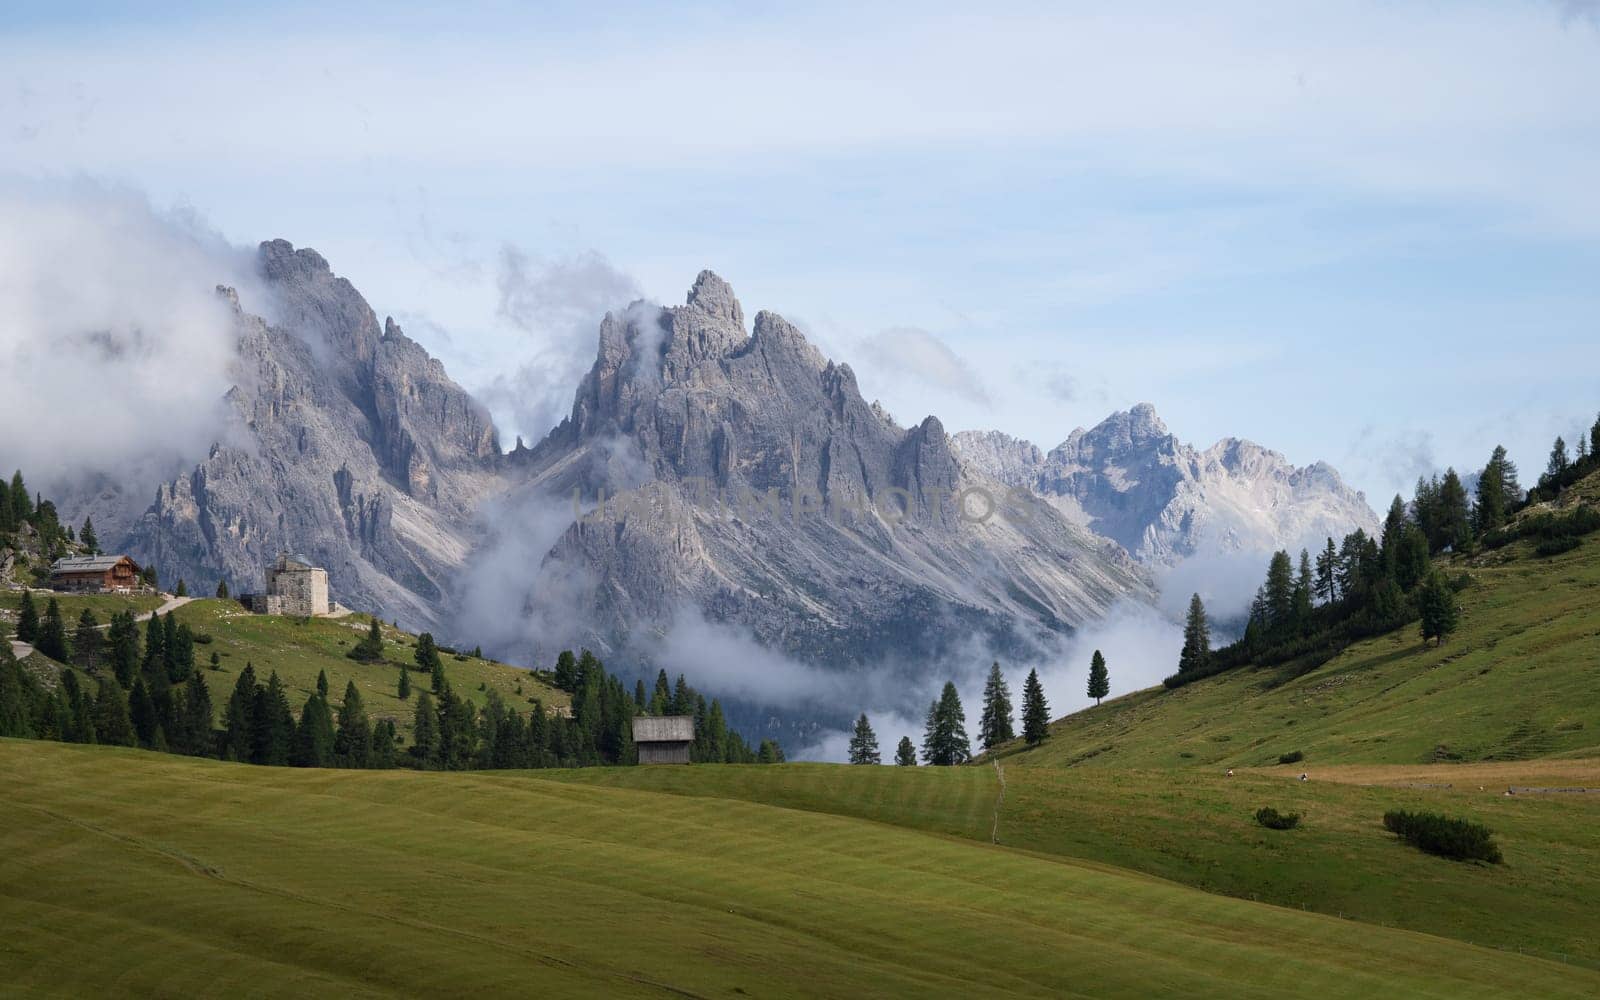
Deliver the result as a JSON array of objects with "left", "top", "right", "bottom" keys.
[
  {"left": 632, "top": 716, "right": 695, "bottom": 743},
  {"left": 51, "top": 555, "right": 132, "bottom": 573}
]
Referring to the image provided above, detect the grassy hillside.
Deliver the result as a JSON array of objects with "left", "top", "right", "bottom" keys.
[
  {"left": 162, "top": 600, "right": 568, "bottom": 732},
  {"left": 1008, "top": 523, "right": 1600, "bottom": 770},
  {"left": 553, "top": 759, "right": 1600, "bottom": 967},
  {"left": 4, "top": 741, "right": 1596, "bottom": 999},
  {"left": 0, "top": 590, "right": 164, "bottom": 625},
  {"left": 1, "top": 593, "right": 567, "bottom": 736}
]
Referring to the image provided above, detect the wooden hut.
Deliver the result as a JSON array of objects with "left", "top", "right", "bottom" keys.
[
  {"left": 632, "top": 716, "right": 695, "bottom": 764},
  {"left": 48, "top": 555, "right": 141, "bottom": 593}
]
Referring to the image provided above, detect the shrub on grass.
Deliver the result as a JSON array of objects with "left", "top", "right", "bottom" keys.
[
  {"left": 1383, "top": 809, "right": 1503, "bottom": 863},
  {"left": 1255, "top": 807, "right": 1300, "bottom": 830},
  {"left": 1534, "top": 536, "right": 1581, "bottom": 557},
  {"left": 1277, "top": 750, "right": 1304, "bottom": 765}
]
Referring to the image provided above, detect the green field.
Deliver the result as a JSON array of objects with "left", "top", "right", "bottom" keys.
[
  {"left": 0, "top": 590, "right": 165, "bottom": 624},
  {"left": 4, "top": 740, "right": 1596, "bottom": 999},
  {"left": 1006, "top": 529, "right": 1600, "bottom": 770}
]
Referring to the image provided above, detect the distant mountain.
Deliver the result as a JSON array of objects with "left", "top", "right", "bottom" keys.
[
  {"left": 122, "top": 240, "right": 502, "bottom": 627},
  {"left": 502, "top": 271, "right": 1154, "bottom": 664},
  {"left": 953, "top": 404, "right": 1379, "bottom": 565}
]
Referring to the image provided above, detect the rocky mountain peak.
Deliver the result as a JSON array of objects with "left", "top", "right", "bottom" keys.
[{"left": 684, "top": 269, "right": 744, "bottom": 330}]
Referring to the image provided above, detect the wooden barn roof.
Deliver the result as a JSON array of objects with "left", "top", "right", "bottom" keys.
[
  {"left": 632, "top": 716, "right": 695, "bottom": 743},
  {"left": 50, "top": 555, "right": 137, "bottom": 573}
]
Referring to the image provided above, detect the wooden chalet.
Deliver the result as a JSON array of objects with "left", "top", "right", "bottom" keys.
[{"left": 49, "top": 555, "right": 142, "bottom": 593}]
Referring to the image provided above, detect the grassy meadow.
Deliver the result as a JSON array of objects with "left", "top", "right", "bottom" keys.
[{"left": 4, "top": 740, "right": 1597, "bottom": 999}]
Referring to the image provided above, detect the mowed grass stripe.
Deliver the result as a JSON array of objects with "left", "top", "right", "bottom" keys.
[{"left": 4, "top": 742, "right": 1597, "bottom": 998}]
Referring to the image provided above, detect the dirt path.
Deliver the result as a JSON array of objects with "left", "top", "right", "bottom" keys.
[
  {"left": 8, "top": 640, "right": 32, "bottom": 659},
  {"left": 135, "top": 595, "right": 195, "bottom": 622}
]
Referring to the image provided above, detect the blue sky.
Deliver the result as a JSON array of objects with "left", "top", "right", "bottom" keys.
[{"left": 3, "top": 1, "right": 1598, "bottom": 504}]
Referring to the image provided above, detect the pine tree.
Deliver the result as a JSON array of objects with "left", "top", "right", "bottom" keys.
[
  {"left": 58, "top": 671, "right": 96, "bottom": 744},
  {"left": 1395, "top": 526, "right": 1431, "bottom": 591},
  {"left": 894, "top": 735, "right": 918, "bottom": 765},
  {"left": 1475, "top": 446, "right": 1510, "bottom": 536},
  {"left": 221, "top": 663, "right": 259, "bottom": 762},
  {"left": 1087, "top": 650, "right": 1110, "bottom": 705},
  {"left": 215, "top": 578, "right": 230, "bottom": 599},
  {"left": 292, "top": 694, "right": 335, "bottom": 767},
  {"left": 94, "top": 678, "right": 136, "bottom": 747},
  {"left": 37, "top": 598, "right": 70, "bottom": 661},
  {"left": 650, "top": 669, "right": 671, "bottom": 715},
  {"left": 129, "top": 678, "right": 159, "bottom": 749},
  {"left": 633, "top": 678, "right": 647, "bottom": 710},
  {"left": 334, "top": 680, "right": 371, "bottom": 768},
  {"left": 1315, "top": 537, "right": 1339, "bottom": 604},
  {"left": 1438, "top": 468, "right": 1473, "bottom": 551},
  {"left": 317, "top": 669, "right": 330, "bottom": 698},
  {"left": 71, "top": 609, "right": 102, "bottom": 670},
  {"left": 1591, "top": 414, "right": 1600, "bottom": 468},
  {"left": 672, "top": 674, "right": 694, "bottom": 716},
  {"left": 174, "top": 579, "right": 188, "bottom": 598},
  {"left": 142, "top": 614, "right": 164, "bottom": 680},
  {"left": 0, "top": 475, "right": 12, "bottom": 533},
  {"left": 553, "top": 650, "right": 578, "bottom": 691},
  {"left": 847, "top": 712, "right": 881, "bottom": 764},
  {"left": 1178, "top": 594, "right": 1210, "bottom": 674},
  {"left": 10, "top": 471, "right": 31, "bottom": 525},
  {"left": 182, "top": 671, "right": 214, "bottom": 757},
  {"left": 978, "top": 662, "right": 1014, "bottom": 750},
  {"left": 79, "top": 516, "right": 98, "bottom": 553},
  {"left": 371, "top": 718, "right": 399, "bottom": 768},
  {"left": 921, "top": 682, "right": 971, "bottom": 766},
  {"left": 397, "top": 665, "right": 412, "bottom": 700},
  {"left": 1379, "top": 495, "right": 1408, "bottom": 562},
  {"left": 1021, "top": 668, "right": 1050, "bottom": 745},
  {"left": 16, "top": 590, "right": 38, "bottom": 644},
  {"left": 349, "top": 618, "right": 385, "bottom": 662},
  {"left": 253, "top": 671, "right": 295, "bottom": 765},
  {"left": 414, "top": 631, "right": 441, "bottom": 675},
  {"left": 1419, "top": 573, "right": 1460, "bottom": 647},
  {"left": 107, "top": 611, "right": 140, "bottom": 687}
]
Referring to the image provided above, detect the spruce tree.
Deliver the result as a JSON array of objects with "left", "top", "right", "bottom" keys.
[
  {"left": 292, "top": 693, "right": 335, "bottom": 767},
  {"left": 37, "top": 598, "right": 70, "bottom": 661},
  {"left": 414, "top": 632, "right": 441, "bottom": 675},
  {"left": 553, "top": 650, "right": 578, "bottom": 691},
  {"left": 1020, "top": 668, "right": 1049, "bottom": 745},
  {"left": 129, "top": 678, "right": 159, "bottom": 749},
  {"left": 1178, "top": 594, "right": 1211, "bottom": 674},
  {"left": 215, "top": 578, "right": 230, "bottom": 599},
  {"left": 317, "top": 669, "right": 330, "bottom": 697},
  {"left": 1419, "top": 573, "right": 1460, "bottom": 647},
  {"left": 94, "top": 678, "right": 137, "bottom": 747},
  {"left": 1380, "top": 495, "right": 1408, "bottom": 561},
  {"left": 978, "top": 662, "right": 1014, "bottom": 750},
  {"left": 79, "top": 516, "right": 98, "bottom": 554},
  {"left": 182, "top": 671, "right": 214, "bottom": 757},
  {"left": 1475, "top": 447, "right": 1509, "bottom": 536},
  {"left": 221, "top": 663, "right": 259, "bottom": 762},
  {"left": 174, "top": 579, "right": 188, "bottom": 598},
  {"left": 1087, "top": 650, "right": 1109, "bottom": 706},
  {"left": 650, "top": 669, "right": 671, "bottom": 715},
  {"left": 142, "top": 613, "right": 165, "bottom": 680},
  {"left": 71, "top": 608, "right": 102, "bottom": 670},
  {"left": 1591, "top": 414, "right": 1600, "bottom": 467},
  {"left": 847, "top": 712, "right": 881, "bottom": 764},
  {"left": 1548, "top": 436, "right": 1570, "bottom": 485},
  {"left": 16, "top": 590, "right": 38, "bottom": 644},
  {"left": 398, "top": 665, "right": 412, "bottom": 700},
  {"left": 371, "top": 718, "right": 399, "bottom": 768},
  {"left": 894, "top": 735, "right": 918, "bottom": 765},
  {"left": 1395, "top": 527, "right": 1431, "bottom": 591},
  {"left": 253, "top": 671, "right": 295, "bottom": 765},
  {"left": 1293, "top": 549, "right": 1314, "bottom": 631},
  {"left": 107, "top": 611, "right": 140, "bottom": 687},
  {"left": 348, "top": 618, "right": 385, "bottom": 662},
  {"left": 334, "top": 680, "right": 371, "bottom": 768},
  {"left": 921, "top": 682, "right": 970, "bottom": 766},
  {"left": 59, "top": 671, "right": 96, "bottom": 744},
  {"left": 1438, "top": 468, "right": 1473, "bottom": 551},
  {"left": 10, "top": 471, "right": 31, "bottom": 525}
]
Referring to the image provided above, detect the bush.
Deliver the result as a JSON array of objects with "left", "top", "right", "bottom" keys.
[
  {"left": 1277, "top": 750, "right": 1304, "bottom": 765},
  {"left": 192, "top": 632, "right": 214, "bottom": 644},
  {"left": 1534, "top": 535, "right": 1581, "bottom": 557},
  {"left": 1255, "top": 807, "right": 1300, "bottom": 830},
  {"left": 1383, "top": 809, "right": 1503, "bottom": 863}
]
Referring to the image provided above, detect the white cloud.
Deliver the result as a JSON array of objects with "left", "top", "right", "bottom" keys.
[
  {"left": 0, "top": 176, "right": 254, "bottom": 497},
  {"left": 857, "top": 325, "right": 991, "bottom": 407}
]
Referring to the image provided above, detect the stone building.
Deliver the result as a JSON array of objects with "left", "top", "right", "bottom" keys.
[
  {"left": 632, "top": 716, "right": 695, "bottom": 764},
  {"left": 245, "top": 552, "right": 331, "bottom": 616}
]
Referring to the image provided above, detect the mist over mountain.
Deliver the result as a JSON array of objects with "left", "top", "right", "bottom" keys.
[{"left": 953, "top": 403, "right": 1380, "bottom": 589}]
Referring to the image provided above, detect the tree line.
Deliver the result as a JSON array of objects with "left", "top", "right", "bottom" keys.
[
  {"left": 0, "top": 610, "right": 782, "bottom": 770},
  {"left": 848, "top": 652, "right": 1108, "bottom": 764}
]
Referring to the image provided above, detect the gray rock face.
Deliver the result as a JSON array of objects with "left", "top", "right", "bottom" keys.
[
  {"left": 506, "top": 274, "right": 1153, "bottom": 664},
  {"left": 122, "top": 242, "right": 500, "bottom": 627},
  {"left": 952, "top": 403, "right": 1380, "bottom": 565}
]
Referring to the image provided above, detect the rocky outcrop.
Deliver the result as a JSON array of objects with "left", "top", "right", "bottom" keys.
[
  {"left": 122, "top": 242, "right": 500, "bottom": 627},
  {"left": 501, "top": 273, "right": 1153, "bottom": 665},
  {"left": 953, "top": 404, "right": 1380, "bottom": 565}
]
